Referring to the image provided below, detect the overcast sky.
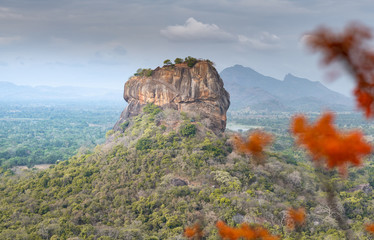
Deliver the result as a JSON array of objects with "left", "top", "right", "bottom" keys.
[{"left": 1, "top": 0, "right": 374, "bottom": 96}]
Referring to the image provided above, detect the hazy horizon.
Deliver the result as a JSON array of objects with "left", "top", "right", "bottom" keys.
[
  {"left": 1, "top": 63, "right": 354, "bottom": 99},
  {"left": 1, "top": 1, "right": 374, "bottom": 97}
]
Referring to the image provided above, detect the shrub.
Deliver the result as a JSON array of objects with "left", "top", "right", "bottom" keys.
[
  {"left": 134, "top": 68, "right": 153, "bottom": 77},
  {"left": 180, "top": 123, "right": 196, "bottom": 137},
  {"left": 163, "top": 59, "right": 173, "bottom": 66},
  {"left": 143, "top": 103, "right": 161, "bottom": 116},
  {"left": 136, "top": 138, "right": 152, "bottom": 151},
  {"left": 184, "top": 56, "right": 197, "bottom": 67},
  {"left": 105, "top": 130, "right": 114, "bottom": 138},
  {"left": 120, "top": 121, "right": 130, "bottom": 132},
  {"left": 206, "top": 59, "right": 215, "bottom": 65},
  {"left": 174, "top": 58, "right": 183, "bottom": 64}
]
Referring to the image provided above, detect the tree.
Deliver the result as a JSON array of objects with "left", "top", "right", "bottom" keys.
[
  {"left": 174, "top": 58, "right": 183, "bottom": 64},
  {"left": 163, "top": 59, "right": 173, "bottom": 66},
  {"left": 134, "top": 68, "right": 153, "bottom": 77},
  {"left": 184, "top": 56, "right": 198, "bottom": 67},
  {"left": 180, "top": 123, "right": 197, "bottom": 137}
]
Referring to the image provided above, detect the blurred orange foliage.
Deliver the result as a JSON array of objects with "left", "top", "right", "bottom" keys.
[
  {"left": 306, "top": 22, "right": 374, "bottom": 118},
  {"left": 291, "top": 112, "right": 371, "bottom": 175},
  {"left": 216, "top": 221, "right": 280, "bottom": 240},
  {"left": 286, "top": 208, "right": 306, "bottom": 230},
  {"left": 184, "top": 223, "right": 204, "bottom": 239},
  {"left": 365, "top": 223, "right": 374, "bottom": 234},
  {"left": 232, "top": 130, "right": 273, "bottom": 161}
]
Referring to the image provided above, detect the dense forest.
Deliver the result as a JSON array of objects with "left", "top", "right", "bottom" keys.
[
  {"left": 0, "top": 101, "right": 123, "bottom": 170},
  {"left": 0, "top": 104, "right": 374, "bottom": 239}
]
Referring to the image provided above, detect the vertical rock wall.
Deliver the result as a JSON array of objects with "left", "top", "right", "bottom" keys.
[{"left": 114, "top": 61, "right": 230, "bottom": 133}]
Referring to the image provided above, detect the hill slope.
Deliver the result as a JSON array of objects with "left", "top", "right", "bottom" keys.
[
  {"left": 220, "top": 65, "right": 353, "bottom": 112},
  {"left": 0, "top": 104, "right": 373, "bottom": 239}
]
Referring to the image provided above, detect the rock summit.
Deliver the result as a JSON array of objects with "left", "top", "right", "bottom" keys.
[{"left": 114, "top": 60, "right": 230, "bottom": 133}]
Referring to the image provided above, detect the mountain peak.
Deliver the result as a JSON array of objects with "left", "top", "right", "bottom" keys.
[
  {"left": 220, "top": 65, "right": 353, "bottom": 111},
  {"left": 230, "top": 64, "right": 256, "bottom": 72},
  {"left": 284, "top": 73, "right": 311, "bottom": 83},
  {"left": 284, "top": 73, "right": 295, "bottom": 80}
]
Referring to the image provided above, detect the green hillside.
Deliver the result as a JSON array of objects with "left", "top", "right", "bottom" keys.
[{"left": 1, "top": 104, "right": 373, "bottom": 239}]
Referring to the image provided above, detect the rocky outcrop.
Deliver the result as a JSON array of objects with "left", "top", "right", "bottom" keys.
[{"left": 114, "top": 61, "right": 230, "bottom": 133}]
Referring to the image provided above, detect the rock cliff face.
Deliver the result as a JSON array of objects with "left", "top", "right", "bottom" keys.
[{"left": 114, "top": 61, "right": 230, "bottom": 133}]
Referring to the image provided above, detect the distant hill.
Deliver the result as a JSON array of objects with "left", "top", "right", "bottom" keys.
[
  {"left": 220, "top": 65, "right": 353, "bottom": 112},
  {"left": 0, "top": 81, "right": 123, "bottom": 103}
]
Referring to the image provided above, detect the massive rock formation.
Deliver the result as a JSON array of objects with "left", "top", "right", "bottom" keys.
[{"left": 114, "top": 61, "right": 230, "bottom": 133}]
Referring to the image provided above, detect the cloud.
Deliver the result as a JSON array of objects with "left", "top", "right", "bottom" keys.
[
  {"left": 161, "top": 18, "right": 280, "bottom": 50},
  {"left": 238, "top": 32, "right": 280, "bottom": 50},
  {"left": 160, "top": 17, "right": 235, "bottom": 42}
]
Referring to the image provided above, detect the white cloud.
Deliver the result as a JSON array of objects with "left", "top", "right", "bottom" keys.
[
  {"left": 258, "top": 32, "right": 280, "bottom": 43},
  {"left": 161, "top": 18, "right": 280, "bottom": 50},
  {"left": 160, "top": 17, "right": 235, "bottom": 42},
  {"left": 238, "top": 32, "right": 280, "bottom": 50}
]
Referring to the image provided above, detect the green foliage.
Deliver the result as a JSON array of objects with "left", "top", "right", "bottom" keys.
[
  {"left": 206, "top": 59, "right": 215, "bottom": 65},
  {"left": 134, "top": 68, "right": 153, "bottom": 77},
  {"left": 201, "top": 138, "right": 225, "bottom": 157},
  {"left": 163, "top": 59, "right": 173, "bottom": 66},
  {"left": 105, "top": 129, "right": 115, "bottom": 138},
  {"left": 184, "top": 56, "right": 198, "bottom": 67},
  {"left": 136, "top": 137, "right": 153, "bottom": 151},
  {"left": 212, "top": 170, "right": 241, "bottom": 191},
  {"left": 168, "top": 186, "right": 191, "bottom": 197},
  {"left": 0, "top": 102, "right": 121, "bottom": 169},
  {"left": 179, "top": 123, "right": 196, "bottom": 137},
  {"left": 120, "top": 120, "right": 130, "bottom": 132},
  {"left": 174, "top": 58, "right": 183, "bottom": 64},
  {"left": 143, "top": 103, "right": 161, "bottom": 116},
  {"left": 165, "top": 215, "right": 183, "bottom": 228},
  {"left": 1, "top": 104, "right": 373, "bottom": 239}
]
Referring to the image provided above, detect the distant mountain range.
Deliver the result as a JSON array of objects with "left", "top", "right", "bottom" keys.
[
  {"left": 0, "top": 81, "right": 123, "bottom": 103},
  {"left": 1, "top": 64, "right": 354, "bottom": 112},
  {"left": 220, "top": 65, "right": 353, "bottom": 112}
]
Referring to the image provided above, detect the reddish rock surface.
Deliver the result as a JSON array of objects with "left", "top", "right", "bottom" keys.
[{"left": 114, "top": 61, "right": 230, "bottom": 133}]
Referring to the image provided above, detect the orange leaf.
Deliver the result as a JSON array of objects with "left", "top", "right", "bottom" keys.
[
  {"left": 286, "top": 208, "right": 306, "bottom": 230},
  {"left": 365, "top": 223, "right": 374, "bottom": 234},
  {"left": 216, "top": 221, "right": 280, "bottom": 240},
  {"left": 232, "top": 130, "right": 273, "bottom": 163},
  {"left": 184, "top": 223, "right": 203, "bottom": 239},
  {"left": 307, "top": 22, "right": 374, "bottom": 118},
  {"left": 290, "top": 112, "right": 371, "bottom": 175}
]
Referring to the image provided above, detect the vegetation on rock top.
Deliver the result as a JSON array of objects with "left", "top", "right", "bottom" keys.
[{"left": 133, "top": 57, "right": 214, "bottom": 76}]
